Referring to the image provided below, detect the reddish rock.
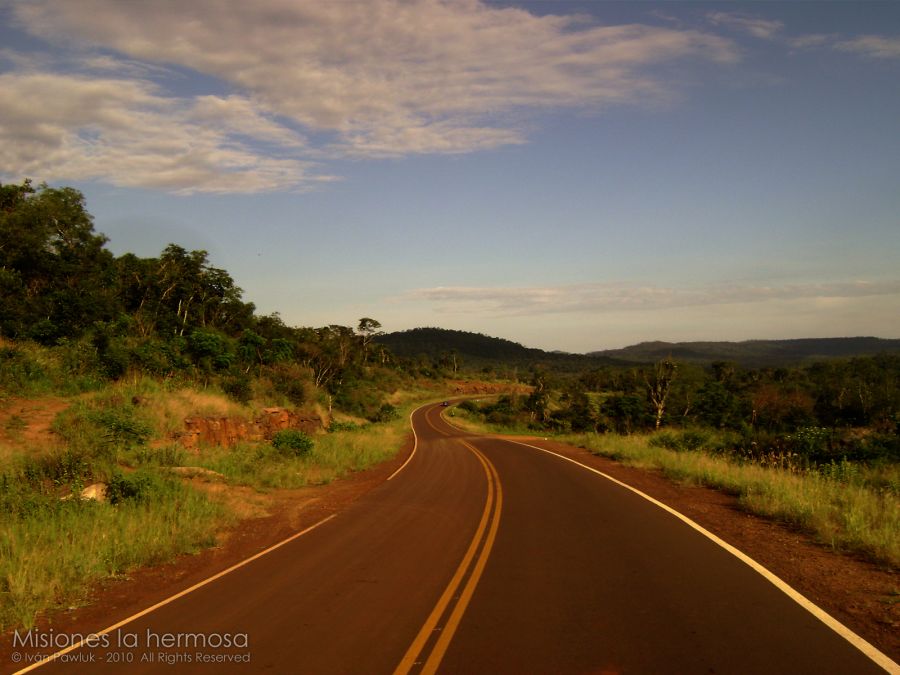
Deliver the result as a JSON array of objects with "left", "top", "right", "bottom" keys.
[{"left": 175, "top": 408, "right": 323, "bottom": 451}]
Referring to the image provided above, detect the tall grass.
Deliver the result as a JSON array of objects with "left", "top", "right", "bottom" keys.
[
  {"left": 0, "top": 471, "right": 225, "bottom": 630},
  {"left": 561, "top": 432, "right": 900, "bottom": 568},
  {"left": 193, "top": 407, "right": 413, "bottom": 489},
  {"left": 0, "top": 382, "right": 440, "bottom": 630}
]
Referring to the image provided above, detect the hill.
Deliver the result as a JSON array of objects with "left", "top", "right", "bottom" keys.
[
  {"left": 380, "top": 329, "right": 900, "bottom": 370},
  {"left": 589, "top": 337, "right": 900, "bottom": 367},
  {"left": 376, "top": 328, "right": 618, "bottom": 372}
]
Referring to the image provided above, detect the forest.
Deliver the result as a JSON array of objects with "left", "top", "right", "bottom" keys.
[{"left": 0, "top": 179, "right": 409, "bottom": 420}]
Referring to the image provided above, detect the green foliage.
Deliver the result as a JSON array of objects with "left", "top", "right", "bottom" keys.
[
  {"left": 371, "top": 403, "right": 400, "bottom": 423},
  {"left": 88, "top": 407, "right": 153, "bottom": 449},
  {"left": 106, "top": 469, "right": 170, "bottom": 504},
  {"left": 221, "top": 374, "right": 254, "bottom": 404},
  {"left": 271, "top": 429, "right": 314, "bottom": 457},
  {"left": 329, "top": 420, "right": 364, "bottom": 433}
]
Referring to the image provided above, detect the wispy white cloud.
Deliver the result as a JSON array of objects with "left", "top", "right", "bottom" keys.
[
  {"left": 0, "top": 72, "right": 323, "bottom": 194},
  {"left": 3, "top": 0, "right": 740, "bottom": 191},
  {"left": 406, "top": 280, "right": 900, "bottom": 316},
  {"left": 706, "top": 10, "right": 900, "bottom": 62},
  {"left": 835, "top": 35, "right": 900, "bottom": 59},
  {"left": 706, "top": 11, "right": 784, "bottom": 41}
]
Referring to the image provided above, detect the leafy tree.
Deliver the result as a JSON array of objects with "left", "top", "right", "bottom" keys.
[
  {"left": 357, "top": 317, "right": 382, "bottom": 363},
  {"left": 0, "top": 180, "right": 119, "bottom": 342}
]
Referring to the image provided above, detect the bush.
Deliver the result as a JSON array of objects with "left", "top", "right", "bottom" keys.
[
  {"left": 221, "top": 375, "right": 253, "bottom": 404},
  {"left": 271, "top": 429, "right": 314, "bottom": 457},
  {"left": 105, "top": 469, "right": 169, "bottom": 504},
  {"left": 458, "top": 399, "right": 480, "bottom": 414},
  {"left": 89, "top": 407, "right": 153, "bottom": 449},
  {"left": 370, "top": 403, "right": 400, "bottom": 423}
]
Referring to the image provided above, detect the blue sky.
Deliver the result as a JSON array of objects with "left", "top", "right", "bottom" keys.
[{"left": 1, "top": 1, "right": 898, "bottom": 352}]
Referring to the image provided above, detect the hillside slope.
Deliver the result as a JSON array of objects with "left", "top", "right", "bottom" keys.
[{"left": 589, "top": 337, "right": 900, "bottom": 366}]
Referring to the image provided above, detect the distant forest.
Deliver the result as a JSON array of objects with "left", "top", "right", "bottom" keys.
[
  {"left": 0, "top": 179, "right": 405, "bottom": 419},
  {"left": 2, "top": 179, "right": 898, "bottom": 462}
]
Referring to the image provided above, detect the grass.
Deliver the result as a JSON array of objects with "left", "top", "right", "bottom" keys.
[
  {"left": 560, "top": 432, "right": 900, "bottom": 568},
  {"left": 0, "top": 380, "right": 444, "bottom": 631},
  {"left": 192, "top": 402, "right": 417, "bottom": 489},
  {"left": 0, "top": 471, "right": 225, "bottom": 630}
]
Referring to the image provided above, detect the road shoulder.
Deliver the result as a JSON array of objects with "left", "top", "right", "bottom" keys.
[{"left": 502, "top": 435, "right": 899, "bottom": 663}]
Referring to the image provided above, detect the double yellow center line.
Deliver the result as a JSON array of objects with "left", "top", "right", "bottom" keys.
[{"left": 393, "top": 410, "right": 503, "bottom": 675}]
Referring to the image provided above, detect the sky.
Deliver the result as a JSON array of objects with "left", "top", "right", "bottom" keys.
[{"left": 1, "top": 0, "right": 898, "bottom": 353}]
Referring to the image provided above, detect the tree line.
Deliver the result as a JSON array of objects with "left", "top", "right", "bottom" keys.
[
  {"left": 0, "top": 180, "right": 397, "bottom": 418},
  {"left": 465, "top": 355, "right": 900, "bottom": 464}
]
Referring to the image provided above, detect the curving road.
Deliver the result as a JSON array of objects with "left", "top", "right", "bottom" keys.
[{"left": 17, "top": 403, "right": 895, "bottom": 674}]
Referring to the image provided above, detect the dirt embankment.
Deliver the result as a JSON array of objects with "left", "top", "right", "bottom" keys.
[
  {"left": 174, "top": 407, "right": 324, "bottom": 451},
  {"left": 447, "top": 380, "right": 532, "bottom": 396}
]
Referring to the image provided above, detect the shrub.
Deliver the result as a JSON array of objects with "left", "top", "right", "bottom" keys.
[
  {"left": 271, "top": 429, "right": 314, "bottom": 457},
  {"left": 458, "top": 399, "right": 480, "bottom": 414},
  {"left": 371, "top": 403, "right": 400, "bottom": 423},
  {"left": 106, "top": 469, "right": 169, "bottom": 504},
  {"left": 221, "top": 375, "right": 253, "bottom": 404}
]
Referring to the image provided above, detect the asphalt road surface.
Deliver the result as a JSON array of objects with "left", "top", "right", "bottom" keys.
[{"left": 18, "top": 404, "right": 896, "bottom": 674}]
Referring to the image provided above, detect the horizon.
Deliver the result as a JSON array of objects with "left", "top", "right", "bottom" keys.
[
  {"left": 379, "top": 326, "right": 900, "bottom": 355},
  {"left": 2, "top": 1, "right": 898, "bottom": 352}
]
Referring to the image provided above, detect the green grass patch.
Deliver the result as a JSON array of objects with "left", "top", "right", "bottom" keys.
[
  {"left": 0, "top": 469, "right": 225, "bottom": 630},
  {"left": 194, "top": 413, "right": 410, "bottom": 490}
]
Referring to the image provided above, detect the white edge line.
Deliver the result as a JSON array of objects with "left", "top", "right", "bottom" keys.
[
  {"left": 502, "top": 438, "right": 900, "bottom": 675},
  {"left": 14, "top": 513, "right": 338, "bottom": 674},
  {"left": 387, "top": 403, "right": 428, "bottom": 481}
]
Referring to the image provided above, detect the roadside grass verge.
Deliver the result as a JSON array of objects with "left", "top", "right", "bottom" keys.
[
  {"left": 192, "top": 403, "right": 417, "bottom": 490},
  {"left": 0, "top": 384, "right": 443, "bottom": 630},
  {"left": 0, "top": 468, "right": 225, "bottom": 630},
  {"left": 560, "top": 432, "right": 900, "bottom": 569}
]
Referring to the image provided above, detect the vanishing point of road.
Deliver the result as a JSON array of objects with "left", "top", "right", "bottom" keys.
[{"left": 17, "top": 403, "right": 897, "bottom": 674}]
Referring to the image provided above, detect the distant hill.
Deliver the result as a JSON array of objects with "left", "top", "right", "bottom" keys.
[
  {"left": 379, "top": 330, "right": 900, "bottom": 370},
  {"left": 589, "top": 337, "right": 900, "bottom": 367},
  {"left": 376, "top": 327, "right": 618, "bottom": 371},
  {"left": 378, "top": 327, "right": 540, "bottom": 360}
]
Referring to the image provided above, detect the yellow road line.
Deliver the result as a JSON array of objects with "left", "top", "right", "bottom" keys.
[
  {"left": 419, "top": 442, "right": 502, "bottom": 675},
  {"left": 393, "top": 442, "right": 502, "bottom": 675}
]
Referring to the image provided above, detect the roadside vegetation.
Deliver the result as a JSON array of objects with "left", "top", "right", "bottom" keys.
[
  {"left": 0, "top": 180, "right": 460, "bottom": 630},
  {"left": 448, "top": 358, "right": 900, "bottom": 568}
]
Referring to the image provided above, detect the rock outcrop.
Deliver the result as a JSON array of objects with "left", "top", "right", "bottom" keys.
[{"left": 174, "top": 407, "right": 323, "bottom": 451}]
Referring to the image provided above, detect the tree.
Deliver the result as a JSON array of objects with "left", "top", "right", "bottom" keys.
[
  {"left": 357, "top": 317, "right": 383, "bottom": 363},
  {"left": 0, "top": 180, "right": 119, "bottom": 342},
  {"left": 644, "top": 359, "right": 677, "bottom": 430}
]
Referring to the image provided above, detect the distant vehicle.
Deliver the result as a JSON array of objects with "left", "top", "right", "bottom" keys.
[{"left": 441, "top": 401, "right": 450, "bottom": 407}]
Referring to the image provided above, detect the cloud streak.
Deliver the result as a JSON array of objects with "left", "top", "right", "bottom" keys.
[
  {"left": 0, "top": 72, "right": 324, "bottom": 194},
  {"left": 407, "top": 280, "right": 900, "bottom": 316},
  {"left": 3, "top": 0, "right": 739, "bottom": 191}
]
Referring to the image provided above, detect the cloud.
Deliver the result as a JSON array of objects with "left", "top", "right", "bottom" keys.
[
  {"left": 0, "top": 72, "right": 323, "bottom": 193},
  {"left": 406, "top": 280, "right": 900, "bottom": 316},
  {"left": 3, "top": 0, "right": 740, "bottom": 190},
  {"left": 835, "top": 35, "right": 900, "bottom": 59},
  {"left": 706, "top": 12, "right": 784, "bottom": 41}
]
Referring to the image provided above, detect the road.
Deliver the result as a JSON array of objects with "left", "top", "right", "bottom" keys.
[{"left": 16, "top": 403, "right": 895, "bottom": 674}]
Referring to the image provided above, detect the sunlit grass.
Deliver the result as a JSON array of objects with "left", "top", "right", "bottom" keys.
[
  {"left": 0, "top": 478, "right": 225, "bottom": 630},
  {"left": 193, "top": 402, "right": 418, "bottom": 489}
]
